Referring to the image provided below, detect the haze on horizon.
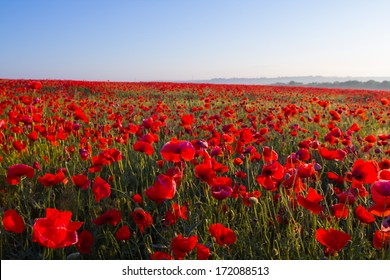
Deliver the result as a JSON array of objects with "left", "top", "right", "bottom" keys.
[{"left": 1, "top": 0, "right": 390, "bottom": 82}]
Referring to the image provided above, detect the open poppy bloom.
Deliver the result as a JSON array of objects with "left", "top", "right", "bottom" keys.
[
  {"left": 296, "top": 187, "right": 324, "bottom": 214},
  {"left": 2, "top": 209, "right": 25, "bottom": 233},
  {"left": 71, "top": 174, "right": 90, "bottom": 190},
  {"left": 133, "top": 140, "right": 154, "bottom": 156},
  {"left": 318, "top": 147, "right": 346, "bottom": 161},
  {"left": 209, "top": 223, "right": 236, "bottom": 246},
  {"left": 355, "top": 205, "right": 376, "bottom": 224},
  {"left": 368, "top": 180, "right": 390, "bottom": 217},
  {"left": 92, "top": 176, "right": 111, "bottom": 202},
  {"left": 32, "top": 208, "right": 83, "bottom": 249},
  {"left": 171, "top": 235, "right": 198, "bottom": 259},
  {"left": 6, "top": 164, "right": 34, "bottom": 185},
  {"left": 76, "top": 230, "right": 94, "bottom": 254},
  {"left": 160, "top": 138, "right": 195, "bottom": 162},
  {"left": 38, "top": 170, "right": 67, "bottom": 187},
  {"left": 93, "top": 209, "right": 122, "bottom": 226},
  {"left": 131, "top": 208, "right": 153, "bottom": 233},
  {"left": 145, "top": 174, "right": 176, "bottom": 204},
  {"left": 211, "top": 177, "right": 233, "bottom": 200},
  {"left": 351, "top": 159, "right": 378, "bottom": 184},
  {"left": 331, "top": 203, "right": 349, "bottom": 219},
  {"left": 316, "top": 228, "right": 351, "bottom": 256},
  {"left": 256, "top": 161, "right": 285, "bottom": 191}
]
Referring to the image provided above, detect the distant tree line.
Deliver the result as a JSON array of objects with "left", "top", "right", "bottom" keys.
[{"left": 275, "top": 80, "right": 390, "bottom": 90}]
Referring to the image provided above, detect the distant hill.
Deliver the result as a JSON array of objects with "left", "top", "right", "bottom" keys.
[{"left": 185, "top": 76, "right": 390, "bottom": 90}]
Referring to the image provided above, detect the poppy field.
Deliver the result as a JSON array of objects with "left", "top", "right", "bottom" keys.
[{"left": 1, "top": 79, "right": 390, "bottom": 260}]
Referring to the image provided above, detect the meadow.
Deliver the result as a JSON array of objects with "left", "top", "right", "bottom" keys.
[{"left": 0, "top": 79, "right": 389, "bottom": 260}]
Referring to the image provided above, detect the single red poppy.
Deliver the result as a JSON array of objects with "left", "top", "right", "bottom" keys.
[
  {"left": 196, "top": 243, "right": 210, "bottom": 260},
  {"left": 355, "top": 205, "right": 376, "bottom": 224},
  {"left": 2, "top": 209, "right": 25, "bottom": 233},
  {"left": 171, "top": 235, "right": 198, "bottom": 259},
  {"left": 351, "top": 159, "right": 378, "bottom": 184},
  {"left": 211, "top": 177, "right": 233, "bottom": 200},
  {"left": 331, "top": 203, "right": 349, "bottom": 219},
  {"left": 209, "top": 223, "right": 236, "bottom": 246},
  {"left": 160, "top": 138, "right": 195, "bottom": 162},
  {"left": 132, "top": 193, "right": 143, "bottom": 204},
  {"left": 131, "top": 208, "right": 153, "bottom": 233},
  {"left": 93, "top": 209, "right": 122, "bottom": 226},
  {"left": 76, "top": 230, "right": 94, "bottom": 254},
  {"left": 38, "top": 171, "right": 67, "bottom": 187},
  {"left": 71, "top": 174, "right": 90, "bottom": 190},
  {"left": 115, "top": 225, "right": 131, "bottom": 241},
  {"left": 133, "top": 140, "right": 154, "bottom": 156},
  {"left": 315, "top": 228, "right": 351, "bottom": 256},
  {"left": 92, "top": 176, "right": 111, "bottom": 202},
  {"left": 6, "top": 164, "right": 34, "bottom": 185},
  {"left": 318, "top": 147, "right": 346, "bottom": 161},
  {"left": 296, "top": 187, "right": 324, "bottom": 214},
  {"left": 256, "top": 161, "right": 285, "bottom": 191},
  {"left": 195, "top": 163, "right": 217, "bottom": 185},
  {"left": 368, "top": 180, "right": 390, "bottom": 217},
  {"left": 145, "top": 174, "right": 176, "bottom": 204},
  {"left": 32, "top": 208, "right": 83, "bottom": 249}
]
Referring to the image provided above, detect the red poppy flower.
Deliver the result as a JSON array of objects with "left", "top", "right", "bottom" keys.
[
  {"left": 88, "top": 155, "right": 108, "bottom": 173},
  {"left": 6, "top": 164, "right": 34, "bottom": 185},
  {"left": 331, "top": 203, "right": 349, "bottom": 219},
  {"left": 256, "top": 161, "right": 285, "bottom": 191},
  {"left": 262, "top": 146, "right": 278, "bottom": 163},
  {"left": 133, "top": 140, "right": 154, "bottom": 156},
  {"left": 76, "top": 230, "right": 94, "bottom": 254},
  {"left": 296, "top": 148, "right": 311, "bottom": 161},
  {"left": 145, "top": 174, "right": 176, "bottom": 204},
  {"left": 131, "top": 208, "right": 153, "bottom": 233},
  {"left": 209, "top": 223, "right": 236, "bottom": 246},
  {"left": 12, "top": 140, "right": 27, "bottom": 152},
  {"left": 150, "top": 251, "right": 174, "bottom": 260},
  {"left": 92, "top": 176, "right": 111, "bottom": 202},
  {"left": 297, "top": 163, "right": 316, "bottom": 178},
  {"left": 211, "top": 177, "right": 233, "bottom": 200},
  {"left": 373, "top": 230, "right": 390, "bottom": 250},
  {"left": 132, "top": 193, "right": 143, "bottom": 204},
  {"left": 32, "top": 208, "right": 83, "bottom": 249},
  {"left": 71, "top": 174, "right": 90, "bottom": 190},
  {"left": 315, "top": 228, "right": 351, "bottom": 256},
  {"left": 171, "top": 235, "right": 198, "bottom": 259},
  {"left": 351, "top": 159, "right": 378, "bottom": 184},
  {"left": 318, "top": 147, "right": 346, "bottom": 161},
  {"left": 196, "top": 243, "right": 210, "bottom": 260},
  {"left": 164, "top": 203, "right": 188, "bottom": 226},
  {"left": 2, "top": 209, "right": 25, "bottom": 233},
  {"left": 355, "top": 205, "right": 376, "bottom": 224},
  {"left": 195, "top": 163, "right": 217, "bottom": 185},
  {"left": 296, "top": 187, "right": 324, "bottom": 214},
  {"left": 38, "top": 171, "right": 67, "bottom": 187},
  {"left": 368, "top": 180, "right": 390, "bottom": 217},
  {"left": 115, "top": 225, "right": 131, "bottom": 241},
  {"left": 160, "top": 138, "right": 195, "bottom": 162},
  {"left": 93, "top": 209, "right": 122, "bottom": 226}
]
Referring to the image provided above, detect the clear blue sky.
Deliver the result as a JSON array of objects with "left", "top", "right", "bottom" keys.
[{"left": 1, "top": 0, "right": 390, "bottom": 81}]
